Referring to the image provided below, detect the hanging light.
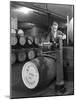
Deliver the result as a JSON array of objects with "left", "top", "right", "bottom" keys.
[{"left": 15, "top": 7, "right": 33, "bottom": 14}]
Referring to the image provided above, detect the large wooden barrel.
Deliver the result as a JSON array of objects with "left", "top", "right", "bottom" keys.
[
  {"left": 11, "top": 56, "right": 56, "bottom": 98},
  {"left": 28, "top": 50, "right": 35, "bottom": 60},
  {"left": 11, "top": 53, "right": 16, "bottom": 64},
  {"left": 19, "top": 36, "right": 26, "bottom": 46},
  {"left": 22, "top": 56, "right": 56, "bottom": 90},
  {"left": 18, "top": 52, "right": 26, "bottom": 62}
]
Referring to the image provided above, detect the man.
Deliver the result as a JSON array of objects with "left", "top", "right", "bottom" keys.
[
  {"left": 47, "top": 21, "right": 66, "bottom": 43},
  {"left": 39, "top": 21, "right": 66, "bottom": 50},
  {"left": 48, "top": 21, "right": 66, "bottom": 95}
]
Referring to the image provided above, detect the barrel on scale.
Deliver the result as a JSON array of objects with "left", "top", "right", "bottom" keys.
[
  {"left": 22, "top": 57, "right": 56, "bottom": 89},
  {"left": 12, "top": 56, "right": 56, "bottom": 91}
]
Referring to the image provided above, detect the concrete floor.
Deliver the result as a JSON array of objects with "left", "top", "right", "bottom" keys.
[{"left": 11, "top": 81, "right": 74, "bottom": 99}]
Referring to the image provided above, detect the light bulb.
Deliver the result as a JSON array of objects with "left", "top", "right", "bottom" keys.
[{"left": 16, "top": 7, "right": 33, "bottom": 14}]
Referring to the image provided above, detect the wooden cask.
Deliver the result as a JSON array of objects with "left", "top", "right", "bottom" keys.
[
  {"left": 27, "top": 36, "right": 33, "bottom": 45},
  {"left": 18, "top": 29, "right": 24, "bottom": 37},
  {"left": 22, "top": 56, "right": 56, "bottom": 90},
  {"left": 18, "top": 52, "right": 26, "bottom": 62},
  {"left": 10, "top": 36, "right": 18, "bottom": 46},
  {"left": 28, "top": 50, "right": 35, "bottom": 60},
  {"left": 34, "top": 37, "right": 39, "bottom": 45},
  {"left": 19, "top": 36, "right": 26, "bottom": 46},
  {"left": 12, "top": 56, "right": 56, "bottom": 92}
]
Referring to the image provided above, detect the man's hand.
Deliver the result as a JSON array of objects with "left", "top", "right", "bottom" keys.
[
  {"left": 57, "top": 34, "right": 66, "bottom": 40},
  {"left": 62, "top": 34, "right": 66, "bottom": 40}
]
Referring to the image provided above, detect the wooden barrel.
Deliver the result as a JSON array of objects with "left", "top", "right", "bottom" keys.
[
  {"left": 19, "top": 36, "right": 26, "bottom": 46},
  {"left": 11, "top": 53, "right": 16, "bottom": 64},
  {"left": 18, "top": 52, "right": 26, "bottom": 62},
  {"left": 22, "top": 56, "right": 56, "bottom": 90},
  {"left": 10, "top": 36, "right": 18, "bottom": 46},
  {"left": 28, "top": 50, "right": 35, "bottom": 60},
  {"left": 18, "top": 29, "right": 24, "bottom": 37},
  {"left": 11, "top": 29, "right": 16, "bottom": 37},
  {"left": 27, "top": 36, "right": 33, "bottom": 45},
  {"left": 34, "top": 37, "right": 39, "bottom": 45}
]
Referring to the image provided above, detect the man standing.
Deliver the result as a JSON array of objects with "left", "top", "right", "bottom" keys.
[
  {"left": 47, "top": 21, "right": 66, "bottom": 43},
  {"left": 48, "top": 21, "right": 66, "bottom": 95}
]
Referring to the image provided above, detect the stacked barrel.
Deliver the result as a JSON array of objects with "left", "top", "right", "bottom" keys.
[
  {"left": 11, "top": 29, "right": 40, "bottom": 64},
  {"left": 28, "top": 49, "right": 35, "bottom": 60},
  {"left": 34, "top": 37, "right": 39, "bottom": 48},
  {"left": 18, "top": 51, "right": 26, "bottom": 62},
  {"left": 27, "top": 36, "right": 33, "bottom": 46},
  {"left": 18, "top": 29, "right": 26, "bottom": 48}
]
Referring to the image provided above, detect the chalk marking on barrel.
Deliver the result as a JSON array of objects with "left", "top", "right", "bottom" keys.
[{"left": 22, "top": 62, "right": 39, "bottom": 89}]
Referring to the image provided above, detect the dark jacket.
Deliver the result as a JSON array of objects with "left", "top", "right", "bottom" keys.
[{"left": 47, "top": 30, "right": 64, "bottom": 43}]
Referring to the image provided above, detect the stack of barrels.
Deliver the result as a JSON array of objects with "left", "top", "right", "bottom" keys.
[
  {"left": 11, "top": 29, "right": 40, "bottom": 64},
  {"left": 17, "top": 49, "right": 36, "bottom": 63},
  {"left": 10, "top": 29, "right": 40, "bottom": 48},
  {"left": 11, "top": 49, "right": 37, "bottom": 64}
]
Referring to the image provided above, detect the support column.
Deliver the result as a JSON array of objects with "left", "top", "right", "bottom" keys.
[
  {"left": 55, "top": 38, "right": 65, "bottom": 93},
  {"left": 67, "top": 16, "right": 70, "bottom": 45}
]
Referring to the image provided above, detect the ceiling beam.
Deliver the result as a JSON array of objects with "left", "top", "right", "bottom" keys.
[{"left": 11, "top": 1, "right": 67, "bottom": 21}]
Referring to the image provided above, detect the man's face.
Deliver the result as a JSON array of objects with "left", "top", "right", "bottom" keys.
[{"left": 51, "top": 24, "right": 58, "bottom": 32}]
